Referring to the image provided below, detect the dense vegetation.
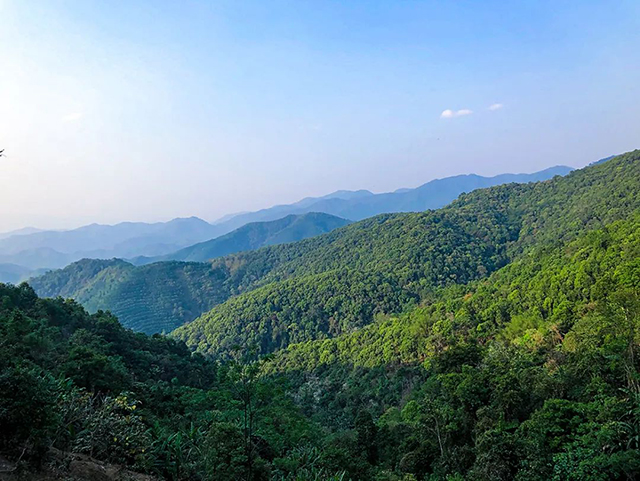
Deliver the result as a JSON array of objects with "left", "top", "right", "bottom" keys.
[
  {"left": 2, "top": 164, "right": 568, "bottom": 279},
  {"left": 0, "top": 282, "right": 330, "bottom": 480},
  {"left": 256, "top": 213, "right": 640, "bottom": 479},
  {"left": 30, "top": 258, "right": 231, "bottom": 334},
  {"left": 174, "top": 151, "right": 640, "bottom": 357},
  {"left": 4, "top": 151, "right": 639, "bottom": 480},
  {"left": 29, "top": 214, "right": 349, "bottom": 334},
  {"left": 28, "top": 166, "right": 574, "bottom": 336}
]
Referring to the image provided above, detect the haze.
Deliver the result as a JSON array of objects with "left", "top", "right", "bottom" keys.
[{"left": 1, "top": 0, "right": 639, "bottom": 231}]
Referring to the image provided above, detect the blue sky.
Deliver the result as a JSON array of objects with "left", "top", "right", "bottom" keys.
[{"left": 1, "top": 0, "right": 639, "bottom": 230}]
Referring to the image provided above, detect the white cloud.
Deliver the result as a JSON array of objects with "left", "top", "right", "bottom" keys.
[
  {"left": 441, "top": 108, "right": 473, "bottom": 119},
  {"left": 61, "top": 112, "right": 83, "bottom": 122},
  {"left": 488, "top": 103, "right": 503, "bottom": 111}
]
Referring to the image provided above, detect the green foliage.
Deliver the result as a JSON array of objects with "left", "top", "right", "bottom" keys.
[
  {"left": 4, "top": 151, "right": 640, "bottom": 480},
  {"left": 262, "top": 212, "right": 640, "bottom": 479},
  {"left": 175, "top": 150, "right": 640, "bottom": 358},
  {"left": 0, "top": 282, "right": 317, "bottom": 479},
  {"left": 31, "top": 152, "right": 640, "bottom": 348},
  {"left": 29, "top": 213, "right": 350, "bottom": 334},
  {"left": 30, "top": 258, "right": 232, "bottom": 334}
]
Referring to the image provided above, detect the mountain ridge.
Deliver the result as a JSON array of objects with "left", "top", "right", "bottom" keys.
[
  {"left": 29, "top": 154, "right": 632, "bottom": 339},
  {"left": 172, "top": 152, "right": 638, "bottom": 358},
  {"left": 3, "top": 163, "right": 573, "bottom": 281},
  {"left": 4, "top": 152, "right": 640, "bottom": 481},
  {"left": 28, "top": 213, "right": 351, "bottom": 333},
  {"left": 211, "top": 165, "right": 574, "bottom": 231},
  {"left": 133, "top": 212, "right": 350, "bottom": 264}
]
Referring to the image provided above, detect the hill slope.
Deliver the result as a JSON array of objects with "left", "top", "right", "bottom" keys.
[
  {"left": 29, "top": 213, "right": 349, "bottom": 334},
  {"left": 29, "top": 258, "right": 231, "bottom": 334},
  {"left": 2, "top": 165, "right": 571, "bottom": 273},
  {"left": 137, "top": 212, "right": 350, "bottom": 264},
  {"left": 4, "top": 154, "right": 640, "bottom": 481},
  {"left": 255, "top": 211, "right": 640, "bottom": 480},
  {"left": 30, "top": 153, "right": 635, "bottom": 339},
  {"left": 6, "top": 210, "right": 640, "bottom": 480},
  {"left": 0, "top": 283, "right": 314, "bottom": 480},
  {"left": 173, "top": 151, "right": 640, "bottom": 357}
]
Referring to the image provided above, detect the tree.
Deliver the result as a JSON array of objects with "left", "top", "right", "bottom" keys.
[{"left": 228, "top": 346, "right": 265, "bottom": 481}]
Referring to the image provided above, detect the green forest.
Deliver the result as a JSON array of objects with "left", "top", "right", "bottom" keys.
[{"left": 2, "top": 151, "right": 640, "bottom": 480}]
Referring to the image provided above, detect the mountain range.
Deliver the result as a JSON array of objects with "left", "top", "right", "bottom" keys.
[
  {"left": 172, "top": 152, "right": 638, "bottom": 357},
  {"left": 29, "top": 158, "right": 616, "bottom": 337},
  {"left": 28, "top": 212, "right": 350, "bottom": 333},
  {"left": 0, "top": 217, "right": 220, "bottom": 271},
  {"left": 5, "top": 150, "right": 640, "bottom": 480},
  {"left": 207, "top": 166, "right": 573, "bottom": 231},
  {"left": 0, "top": 165, "right": 572, "bottom": 282},
  {"left": 132, "top": 212, "right": 350, "bottom": 265}
]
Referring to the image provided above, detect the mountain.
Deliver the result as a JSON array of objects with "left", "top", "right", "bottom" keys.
[
  {"left": 0, "top": 217, "right": 223, "bottom": 270},
  {"left": 27, "top": 164, "right": 573, "bottom": 333},
  {"left": 0, "top": 263, "right": 46, "bottom": 284},
  {"left": 135, "top": 212, "right": 350, "bottom": 264},
  {"left": 30, "top": 154, "right": 632, "bottom": 340},
  {"left": 214, "top": 189, "right": 374, "bottom": 226},
  {"left": 210, "top": 166, "right": 573, "bottom": 232},
  {"left": 2, "top": 165, "right": 572, "bottom": 273},
  {"left": 29, "top": 213, "right": 350, "bottom": 334},
  {"left": 172, "top": 152, "right": 637, "bottom": 358},
  {"left": 256, "top": 210, "right": 640, "bottom": 480},
  {"left": 4, "top": 151, "right": 640, "bottom": 480},
  {"left": 29, "top": 258, "right": 231, "bottom": 334},
  {"left": 267, "top": 210, "right": 640, "bottom": 375},
  {"left": 0, "top": 226, "right": 44, "bottom": 240}
]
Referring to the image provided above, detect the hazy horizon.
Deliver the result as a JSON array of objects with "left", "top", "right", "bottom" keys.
[
  {"left": 0, "top": 161, "right": 588, "bottom": 233},
  {"left": 1, "top": 1, "right": 639, "bottom": 231}
]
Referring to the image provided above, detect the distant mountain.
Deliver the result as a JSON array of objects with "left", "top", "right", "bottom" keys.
[
  {"left": 0, "top": 217, "right": 223, "bottom": 270},
  {"left": 135, "top": 212, "right": 350, "bottom": 264},
  {"left": 28, "top": 159, "right": 596, "bottom": 336},
  {"left": 214, "top": 189, "right": 373, "bottom": 229},
  {"left": 211, "top": 166, "right": 573, "bottom": 231},
  {"left": 30, "top": 213, "right": 350, "bottom": 333},
  {"left": 589, "top": 154, "right": 617, "bottom": 166},
  {"left": 173, "top": 152, "right": 638, "bottom": 359},
  {"left": 0, "top": 226, "right": 44, "bottom": 240},
  {"left": 5, "top": 164, "right": 573, "bottom": 273},
  {"left": 0, "top": 263, "right": 47, "bottom": 284}
]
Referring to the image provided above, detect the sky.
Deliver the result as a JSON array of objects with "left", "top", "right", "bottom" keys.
[{"left": 1, "top": 0, "right": 639, "bottom": 231}]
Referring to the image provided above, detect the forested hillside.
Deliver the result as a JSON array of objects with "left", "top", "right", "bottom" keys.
[
  {"left": 29, "top": 152, "right": 636, "bottom": 340},
  {"left": 174, "top": 151, "right": 640, "bottom": 357},
  {"left": 0, "top": 283, "right": 322, "bottom": 480},
  {"left": 260, "top": 213, "right": 640, "bottom": 479},
  {"left": 29, "top": 258, "right": 232, "bottom": 334},
  {"left": 136, "top": 212, "right": 350, "bottom": 264},
  {"left": 1, "top": 151, "right": 639, "bottom": 480},
  {"left": 0, "top": 165, "right": 570, "bottom": 281},
  {"left": 29, "top": 213, "right": 349, "bottom": 334}
]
